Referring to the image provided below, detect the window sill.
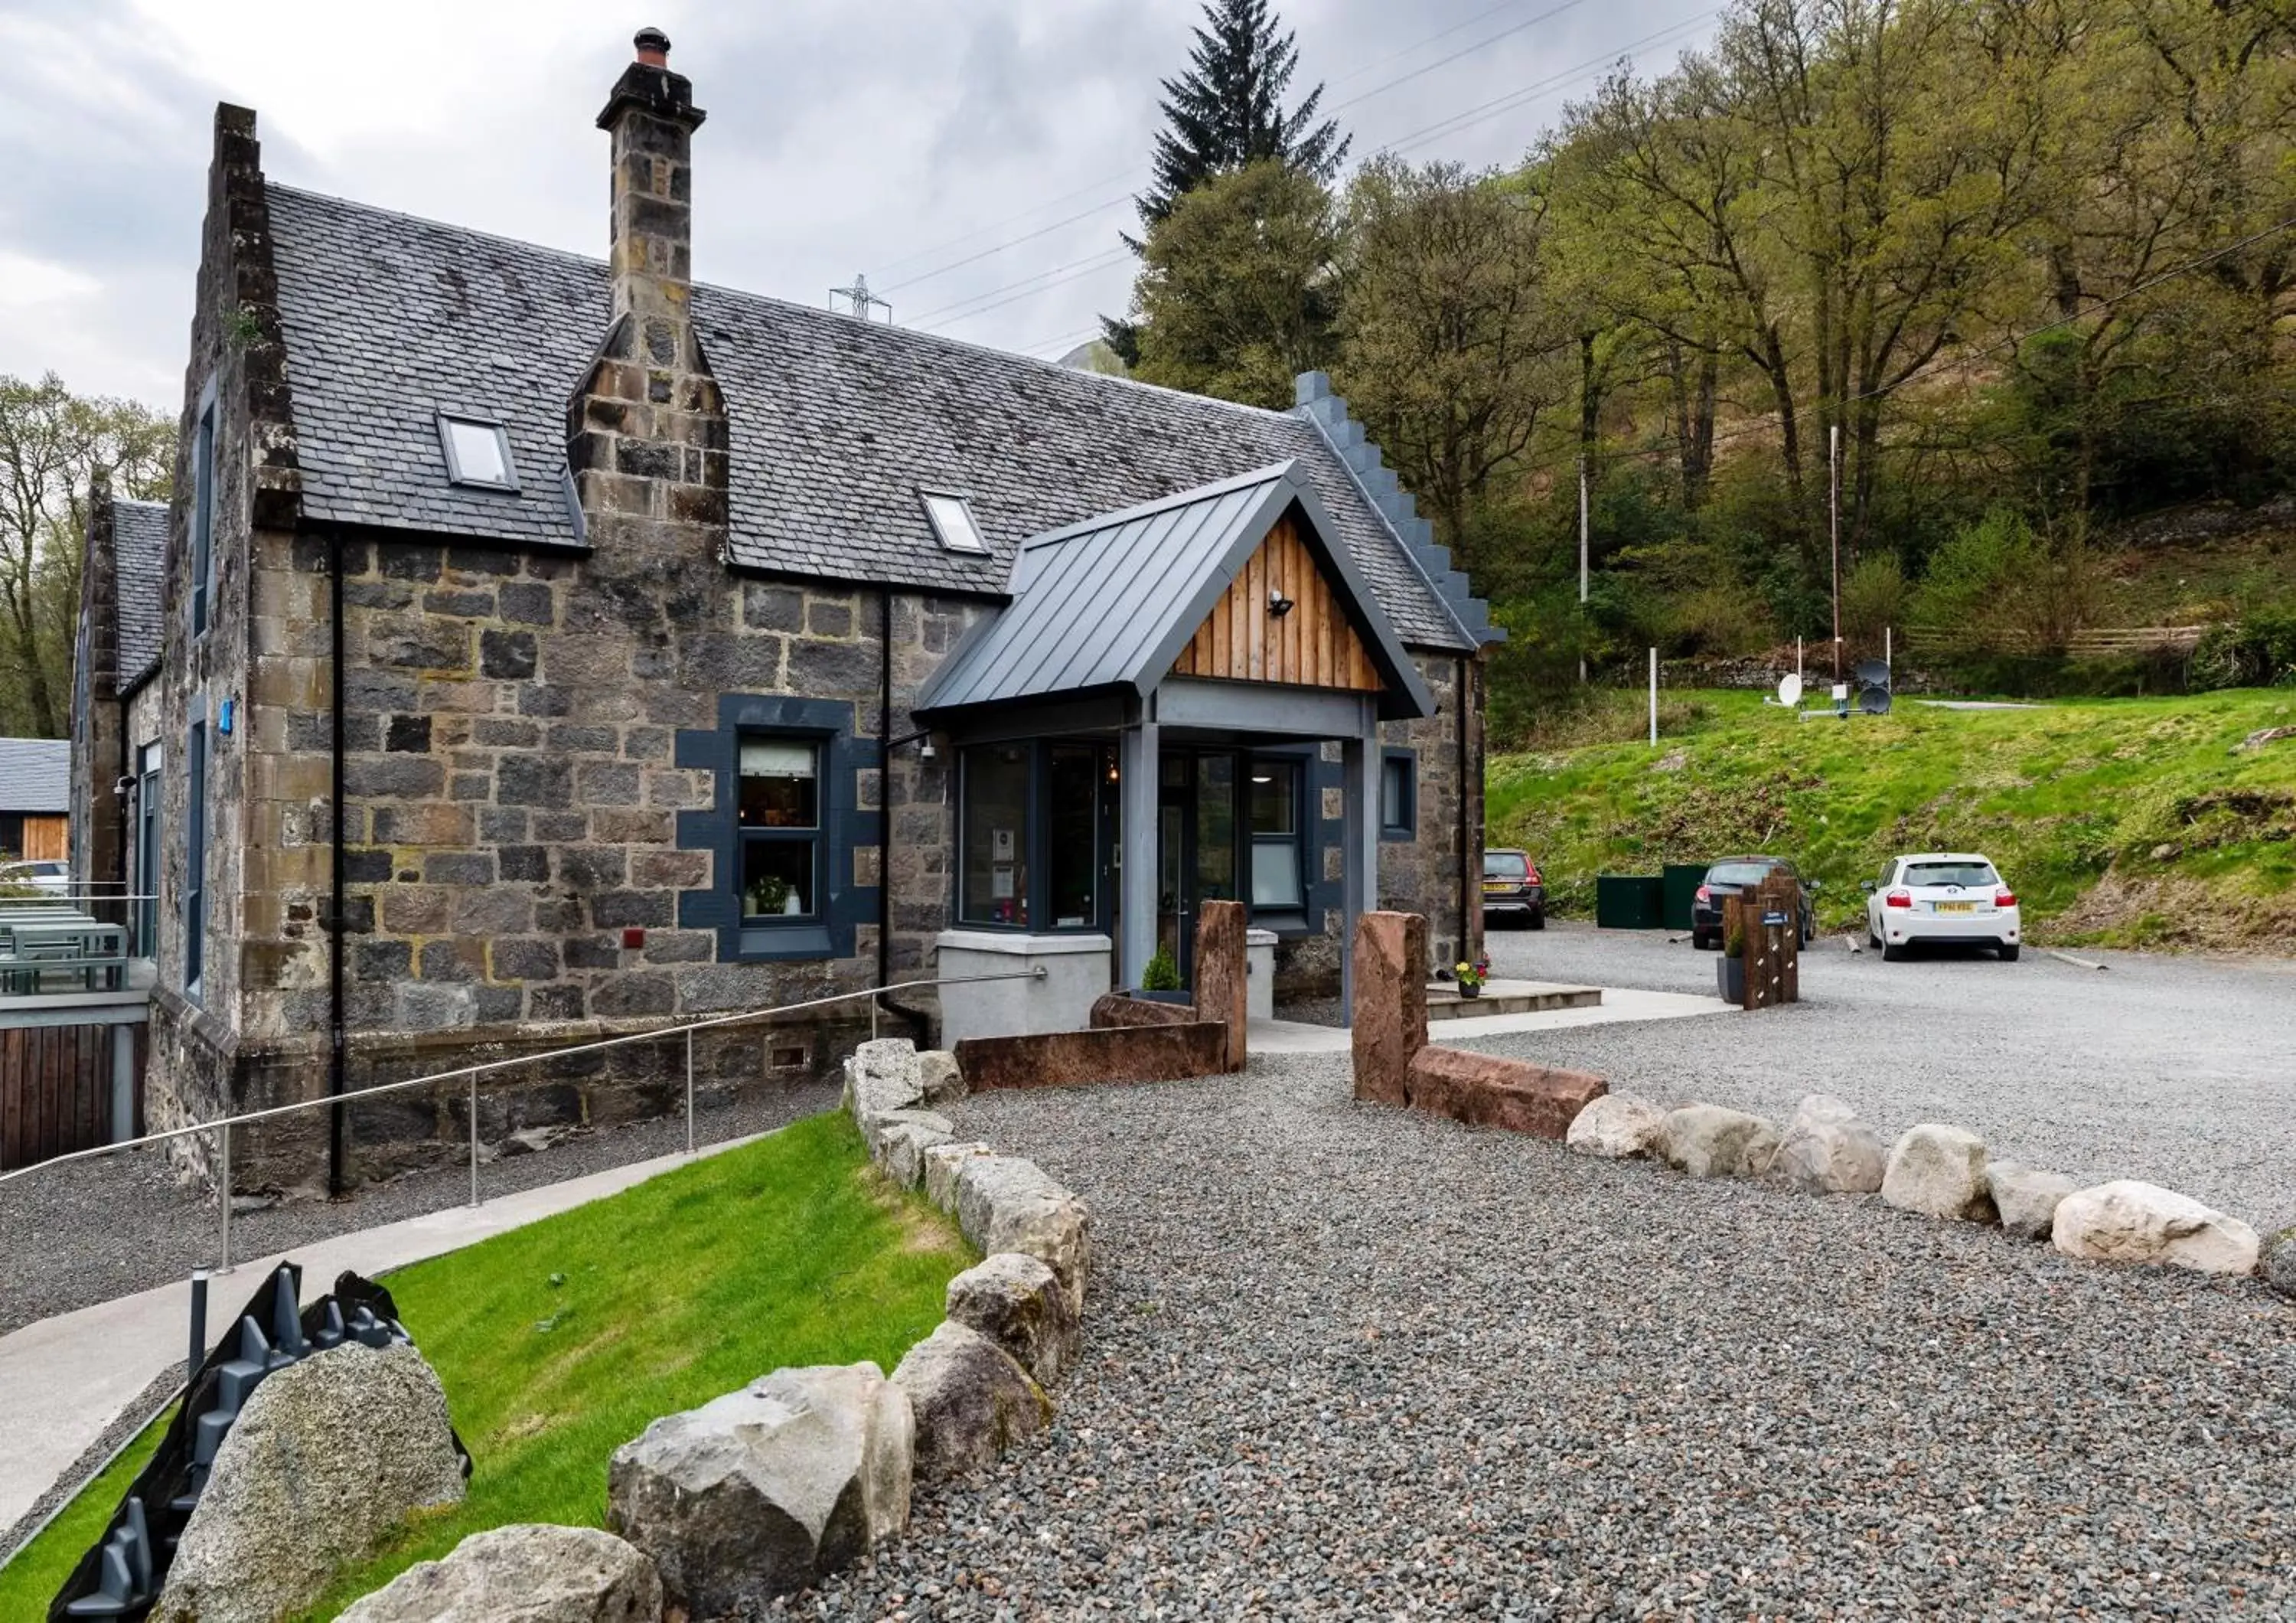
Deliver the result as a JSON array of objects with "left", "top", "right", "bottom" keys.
[
  {"left": 732, "top": 923, "right": 833, "bottom": 962},
  {"left": 1379, "top": 825, "right": 1415, "bottom": 843},
  {"left": 1247, "top": 909, "right": 1312, "bottom": 938}
]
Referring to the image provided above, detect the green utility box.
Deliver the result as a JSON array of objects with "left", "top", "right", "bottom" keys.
[
  {"left": 1595, "top": 874, "right": 1666, "bottom": 929},
  {"left": 1662, "top": 864, "right": 1708, "bottom": 931}
]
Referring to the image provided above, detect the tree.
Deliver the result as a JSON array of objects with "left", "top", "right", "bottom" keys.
[
  {"left": 0, "top": 374, "right": 174, "bottom": 737},
  {"left": 1107, "top": 0, "right": 1350, "bottom": 360},
  {"left": 1335, "top": 159, "right": 1569, "bottom": 551},
  {"left": 1137, "top": 0, "right": 1350, "bottom": 230},
  {"left": 1129, "top": 161, "right": 1342, "bottom": 410}
]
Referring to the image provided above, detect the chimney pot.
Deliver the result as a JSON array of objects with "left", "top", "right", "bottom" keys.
[{"left": 634, "top": 27, "right": 670, "bottom": 65}]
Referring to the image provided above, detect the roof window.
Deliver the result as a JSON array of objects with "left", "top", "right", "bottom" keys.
[
  {"left": 921, "top": 491, "right": 988, "bottom": 554},
  {"left": 438, "top": 414, "right": 518, "bottom": 492}
]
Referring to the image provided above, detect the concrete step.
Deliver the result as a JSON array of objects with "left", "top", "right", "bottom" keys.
[{"left": 1425, "top": 979, "right": 1603, "bottom": 1020}]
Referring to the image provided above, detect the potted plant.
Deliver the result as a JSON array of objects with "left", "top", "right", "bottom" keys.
[
  {"left": 745, "top": 872, "right": 789, "bottom": 919},
  {"left": 1455, "top": 959, "right": 1488, "bottom": 999},
  {"left": 1134, "top": 945, "right": 1191, "bottom": 1004},
  {"left": 1718, "top": 923, "right": 1746, "bottom": 1004}
]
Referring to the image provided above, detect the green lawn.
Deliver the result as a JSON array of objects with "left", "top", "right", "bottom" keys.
[
  {"left": 0, "top": 1110, "right": 970, "bottom": 1620},
  {"left": 1489, "top": 687, "right": 2296, "bottom": 950}
]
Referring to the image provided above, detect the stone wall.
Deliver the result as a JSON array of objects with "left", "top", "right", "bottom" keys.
[{"left": 71, "top": 491, "right": 126, "bottom": 905}]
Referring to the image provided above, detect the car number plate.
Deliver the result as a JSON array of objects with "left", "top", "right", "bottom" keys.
[
  {"left": 1482, "top": 880, "right": 1512, "bottom": 893},
  {"left": 1935, "top": 900, "right": 1975, "bottom": 913}
]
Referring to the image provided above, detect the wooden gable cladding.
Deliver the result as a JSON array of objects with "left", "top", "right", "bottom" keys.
[{"left": 1170, "top": 514, "right": 1381, "bottom": 692}]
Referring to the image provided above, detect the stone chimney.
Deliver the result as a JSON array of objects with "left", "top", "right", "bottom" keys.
[{"left": 568, "top": 28, "right": 729, "bottom": 550}]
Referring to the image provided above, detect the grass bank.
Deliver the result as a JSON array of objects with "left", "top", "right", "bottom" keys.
[
  {"left": 1488, "top": 687, "right": 2296, "bottom": 950},
  {"left": 0, "top": 1109, "right": 969, "bottom": 1619}
]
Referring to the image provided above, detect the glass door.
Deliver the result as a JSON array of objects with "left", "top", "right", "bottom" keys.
[
  {"left": 1156, "top": 755, "right": 1192, "bottom": 978},
  {"left": 135, "top": 745, "right": 161, "bottom": 957}
]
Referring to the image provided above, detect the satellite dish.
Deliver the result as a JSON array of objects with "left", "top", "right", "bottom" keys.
[
  {"left": 1854, "top": 658, "right": 1891, "bottom": 687},
  {"left": 1776, "top": 672, "right": 1804, "bottom": 708},
  {"left": 1859, "top": 685, "right": 1893, "bottom": 715}
]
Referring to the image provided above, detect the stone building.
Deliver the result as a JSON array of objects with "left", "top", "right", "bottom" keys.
[{"left": 70, "top": 31, "right": 1499, "bottom": 1192}]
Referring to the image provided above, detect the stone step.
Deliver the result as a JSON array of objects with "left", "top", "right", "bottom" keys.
[{"left": 1424, "top": 980, "right": 1603, "bottom": 1020}]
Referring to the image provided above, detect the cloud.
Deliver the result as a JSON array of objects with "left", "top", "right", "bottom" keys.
[{"left": 0, "top": 0, "right": 1721, "bottom": 407}]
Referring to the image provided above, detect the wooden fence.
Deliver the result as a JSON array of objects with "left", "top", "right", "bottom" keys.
[
  {"left": 1902, "top": 624, "right": 2213, "bottom": 658},
  {"left": 1, "top": 1022, "right": 139, "bottom": 1171}
]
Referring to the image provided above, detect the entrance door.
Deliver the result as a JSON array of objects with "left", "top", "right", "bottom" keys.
[
  {"left": 1154, "top": 751, "right": 1240, "bottom": 982},
  {"left": 134, "top": 745, "right": 161, "bottom": 957}
]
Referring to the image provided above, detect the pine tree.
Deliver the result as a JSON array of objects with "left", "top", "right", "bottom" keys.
[{"left": 1137, "top": 0, "right": 1350, "bottom": 230}]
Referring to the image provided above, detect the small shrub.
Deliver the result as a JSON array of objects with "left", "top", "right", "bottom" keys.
[{"left": 1140, "top": 944, "right": 1182, "bottom": 991}]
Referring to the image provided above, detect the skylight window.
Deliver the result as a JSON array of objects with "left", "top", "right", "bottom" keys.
[
  {"left": 438, "top": 414, "right": 518, "bottom": 492},
  {"left": 921, "top": 491, "right": 989, "bottom": 554}
]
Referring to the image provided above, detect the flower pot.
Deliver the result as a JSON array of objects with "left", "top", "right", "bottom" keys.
[
  {"left": 1459, "top": 982, "right": 1482, "bottom": 1000},
  {"left": 1717, "top": 956, "right": 1746, "bottom": 1005}
]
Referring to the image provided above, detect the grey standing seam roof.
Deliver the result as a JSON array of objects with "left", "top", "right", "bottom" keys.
[
  {"left": 915, "top": 464, "right": 1437, "bottom": 721},
  {"left": 113, "top": 498, "right": 169, "bottom": 689},
  {"left": 0, "top": 738, "right": 69, "bottom": 815},
  {"left": 262, "top": 185, "right": 1475, "bottom": 651}
]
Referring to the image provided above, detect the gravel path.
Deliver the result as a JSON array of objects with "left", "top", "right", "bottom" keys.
[
  {"left": 814, "top": 1055, "right": 2294, "bottom": 1621},
  {"left": 1478, "top": 923, "right": 2296, "bottom": 1233},
  {"left": 0, "top": 1077, "right": 838, "bottom": 1337}
]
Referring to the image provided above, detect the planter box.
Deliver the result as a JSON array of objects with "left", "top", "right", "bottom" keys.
[
  {"left": 1130, "top": 988, "right": 1194, "bottom": 1005},
  {"left": 1717, "top": 956, "right": 1746, "bottom": 1006}
]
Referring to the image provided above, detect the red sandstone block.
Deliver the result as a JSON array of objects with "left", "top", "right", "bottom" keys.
[
  {"left": 1405, "top": 1046, "right": 1607, "bottom": 1140},
  {"left": 1350, "top": 912, "right": 1428, "bottom": 1106}
]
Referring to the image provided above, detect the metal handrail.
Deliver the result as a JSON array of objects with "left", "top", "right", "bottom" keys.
[{"left": 0, "top": 968, "right": 1042, "bottom": 1272}]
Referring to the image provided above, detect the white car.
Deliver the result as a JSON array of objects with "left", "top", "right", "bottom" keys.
[
  {"left": 1864, "top": 853, "right": 2021, "bottom": 962},
  {"left": 0, "top": 859, "right": 69, "bottom": 896}
]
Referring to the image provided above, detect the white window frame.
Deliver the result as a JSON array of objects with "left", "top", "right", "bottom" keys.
[{"left": 437, "top": 413, "right": 520, "bottom": 493}]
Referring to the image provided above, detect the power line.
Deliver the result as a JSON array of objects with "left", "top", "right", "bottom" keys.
[
  {"left": 905, "top": 248, "right": 1133, "bottom": 328},
  {"left": 879, "top": 0, "right": 1593, "bottom": 297},
  {"left": 916, "top": 250, "right": 1136, "bottom": 332}
]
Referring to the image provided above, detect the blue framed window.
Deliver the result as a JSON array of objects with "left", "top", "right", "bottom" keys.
[
  {"left": 1380, "top": 749, "right": 1417, "bottom": 841},
  {"left": 674, "top": 695, "right": 878, "bottom": 962},
  {"left": 191, "top": 391, "right": 216, "bottom": 638},
  {"left": 1248, "top": 757, "right": 1306, "bottom": 910},
  {"left": 185, "top": 716, "right": 208, "bottom": 999}
]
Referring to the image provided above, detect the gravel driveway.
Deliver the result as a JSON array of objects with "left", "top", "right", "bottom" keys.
[
  {"left": 1477, "top": 924, "right": 2296, "bottom": 1233},
  {"left": 818, "top": 1055, "right": 2294, "bottom": 1621}
]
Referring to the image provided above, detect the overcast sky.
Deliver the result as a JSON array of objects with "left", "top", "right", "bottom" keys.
[{"left": 0, "top": 0, "right": 1720, "bottom": 412}]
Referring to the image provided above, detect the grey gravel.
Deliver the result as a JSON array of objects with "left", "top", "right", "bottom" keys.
[
  {"left": 1476, "top": 923, "right": 2296, "bottom": 1234},
  {"left": 0, "top": 1078, "right": 838, "bottom": 1337},
  {"left": 0, "top": 1362, "right": 183, "bottom": 1565},
  {"left": 807, "top": 1053, "right": 2295, "bottom": 1620}
]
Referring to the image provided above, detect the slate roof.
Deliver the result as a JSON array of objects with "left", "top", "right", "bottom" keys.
[
  {"left": 917, "top": 464, "right": 1434, "bottom": 722},
  {"left": 263, "top": 185, "right": 1475, "bottom": 651},
  {"left": 0, "top": 738, "right": 69, "bottom": 814},
  {"left": 113, "top": 498, "right": 169, "bottom": 689}
]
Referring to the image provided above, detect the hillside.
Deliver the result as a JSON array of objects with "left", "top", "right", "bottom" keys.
[{"left": 1486, "top": 689, "right": 2296, "bottom": 952}]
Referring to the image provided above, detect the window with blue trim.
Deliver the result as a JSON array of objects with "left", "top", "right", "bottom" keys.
[
  {"left": 1248, "top": 759, "right": 1304, "bottom": 909},
  {"left": 1380, "top": 749, "right": 1417, "bottom": 841},
  {"left": 737, "top": 737, "right": 821, "bottom": 923},
  {"left": 185, "top": 717, "right": 208, "bottom": 999}
]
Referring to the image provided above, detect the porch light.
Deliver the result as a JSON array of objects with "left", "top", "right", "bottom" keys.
[{"left": 1267, "top": 588, "right": 1294, "bottom": 617}]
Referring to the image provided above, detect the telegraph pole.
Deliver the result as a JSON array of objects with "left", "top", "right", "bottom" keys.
[
  {"left": 1578, "top": 454, "right": 1590, "bottom": 684},
  {"left": 1829, "top": 424, "right": 1843, "bottom": 684}
]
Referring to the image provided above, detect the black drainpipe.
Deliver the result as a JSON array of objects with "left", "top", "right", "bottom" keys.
[
  {"left": 1457, "top": 653, "right": 1474, "bottom": 966},
  {"left": 328, "top": 534, "right": 347, "bottom": 1197},
  {"left": 876, "top": 587, "right": 932, "bottom": 1040}
]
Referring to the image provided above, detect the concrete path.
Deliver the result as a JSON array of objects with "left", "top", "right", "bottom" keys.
[
  {"left": 1248, "top": 984, "right": 1727, "bottom": 1054},
  {"left": 0, "top": 1130, "right": 763, "bottom": 1536}
]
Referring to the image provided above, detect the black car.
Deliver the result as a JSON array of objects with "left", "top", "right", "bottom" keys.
[
  {"left": 1482, "top": 848, "right": 1545, "bottom": 929},
  {"left": 1691, "top": 855, "right": 1815, "bottom": 949}
]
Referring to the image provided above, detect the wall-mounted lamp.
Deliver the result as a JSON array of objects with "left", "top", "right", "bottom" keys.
[
  {"left": 885, "top": 727, "right": 938, "bottom": 761},
  {"left": 1267, "top": 589, "right": 1295, "bottom": 618}
]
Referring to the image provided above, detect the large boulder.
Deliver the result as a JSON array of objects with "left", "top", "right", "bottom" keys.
[
  {"left": 918, "top": 1049, "right": 967, "bottom": 1105},
  {"left": 1988, "top": 1161, "right": 2077, "bottom": 1242},
  {"left": 338, "top": 1524, "right": 660, "bottom": 1622},
  {"left": 891, "top": 1321, "right": 1052, "bottom": 1481},
  {"left": 1881, "top": 1125, "right": 1995, "bottom": 1222},
  {"left": 1658, "top": 1105, "right": 1782, "bottom": 1179},
  {"left": 922, "top": 1140, "right": 994, "bottom": 1213},
  {"left": 843, "top": 1039, "right": 925, "bottom": 1133},
  {"left": 868, "top": 1108, "right": 955, "bottom": 1189},
  {"left": 953, "top": 1155, "right": 1092, "bottom": 1315},
  {"left": 608, "top": 1363, "right": 912, "bottom": 1615},
  {"left": 154, "top": 1343, "right": 467, "bottom": 1623},
  {"left": 2262, "top": 1226, "right": 2296, "bottom": 1300},
  {"left": 1771, "top": 1095, "right": 1885, "bottom": 1195},
  {"left": 945, "top": 1252, "right": 1081, "bottom": 1388},
  {"left": 1565, "top": 1094, "right": 1668, "bottom": 1160},
  {"left": 2050, "top": 1181, "right": 2261, "bottom": 1275}
]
